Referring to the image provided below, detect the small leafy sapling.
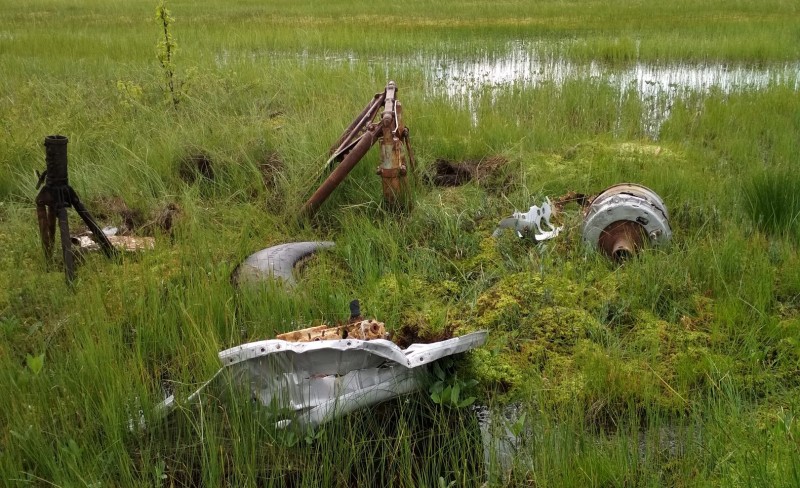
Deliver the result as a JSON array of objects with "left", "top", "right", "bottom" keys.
[{"left": 155, "top": 1, "right": 182, "bottom": 108}]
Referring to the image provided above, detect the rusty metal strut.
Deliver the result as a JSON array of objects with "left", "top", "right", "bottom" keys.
[
  {"left": 35, "top": 135, "right": 116, "bottom": 283},
  {"left": 300, "top": 81, "right": 414, "bottom": 216}
]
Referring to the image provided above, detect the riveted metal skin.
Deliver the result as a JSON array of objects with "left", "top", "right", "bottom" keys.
[{"left": 156, "top": 331, "right": 488, "bottom": 428}]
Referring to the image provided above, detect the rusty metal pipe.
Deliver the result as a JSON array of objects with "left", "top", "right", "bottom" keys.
[
  {"left": 302, "top": 81, "right": 413, "bottom": 216},
  {"left": 377, "top": 82, "right": 409, "bottom": 208},
  {"left": 324, "top": 95, "right": 385, "bottom": 171},
  {"left": 597, "top": 220, "right": 646, "bottom": 262},
  {"left": 329, "top": 92, "right": 385, "bottom": 157},
  {"left": 300, "top": 125, "right": 382, "bottom": 216}
]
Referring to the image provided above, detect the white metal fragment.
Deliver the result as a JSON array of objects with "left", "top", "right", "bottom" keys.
[
  {"left": 157, "top": 331, "right": 487, "bottom": 428},
  {"left": 493, "top": 197, "right": 562, "bottom": 241}
]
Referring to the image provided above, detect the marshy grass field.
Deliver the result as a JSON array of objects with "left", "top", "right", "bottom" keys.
[{"left": 2, "top": 0, "right": 800, "bottom": 486}]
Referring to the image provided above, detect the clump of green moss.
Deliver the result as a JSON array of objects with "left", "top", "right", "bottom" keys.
[
  {"left": 753, "top": 317, "right": 800, "bottom": 390},
  {"left": 576, "top": 340, "right": 663, "bottom": 406},
  {"left": 672, "top": 348, "right": 734, "bottom": 395},
  {"left": 475, "top": 272, "right": 584, "bottom": 329},
  {"left": 369, "top": 273, "right": 459, "bottom": 346},
  {"left": 774, "top": 318, "right": 800, "bottom": 367},
  {"left": 459, "top": 266, "right": 748, "bottom": 416},
  {"left": 461, "top": 235, "right": 505, "bottom": 273},
  {"left": 459, "top": 271, "right": 611, "bottom": 397},
  {"left": 463, "top": 347, "right": 523, "bottom": 394}
]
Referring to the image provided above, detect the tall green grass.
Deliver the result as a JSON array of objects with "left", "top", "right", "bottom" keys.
[
  {"left": 1, "top": 0, "right": 800, "bottom": 486},
  {"left": 744, "top": 168, "right": 800, "bottom": 242}
]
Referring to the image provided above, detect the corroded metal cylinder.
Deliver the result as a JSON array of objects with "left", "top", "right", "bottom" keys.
[{"left": 582, "top": 183, "right": 671, "bottom": 261}]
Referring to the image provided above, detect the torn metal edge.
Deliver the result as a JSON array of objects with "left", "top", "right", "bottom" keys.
[{"left": 155, "top": 331, "right": 488, "bottom": 428}]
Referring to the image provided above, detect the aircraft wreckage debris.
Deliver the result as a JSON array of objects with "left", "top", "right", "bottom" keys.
[
  {"left": 582, "top": 183, "right": 672, "bottom": 261},
  {"left": 35, "top": 135, "right": 117, "bottom": 282},
  {"left": 72, "top": 227, "right": 155, "bottom": 252},
  {"left": 232, "top": 241, "right": 335, "bottom": 287},
  {"left": 494, "top": 183, "right": 671, "bottom": 261},
  {"left": 157, "top": 302, "right": 486, "bottom": 428}
]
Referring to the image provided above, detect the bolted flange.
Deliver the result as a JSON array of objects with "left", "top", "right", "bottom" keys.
[{"left": 582, "top": 183, "right": 671, "bottom": 261}]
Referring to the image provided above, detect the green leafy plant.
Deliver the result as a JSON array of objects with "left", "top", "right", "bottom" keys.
[
  {"left": 275, "top": 424, "right": 324, "bottom": 447},
  {"left": 438, "top": 476, "right": 456, "bottom": 488},
  {"left": 153, "top": 458, "right": 167, "bottom": 484},
  {"left": 429, "top": 359, "right": 478, "bottom": 408},
  {"left": 115, "top": 80, "right": 144, "bottom": 109},
  {"left": 25, "top": 353, "right": 44, "bottom": 376},
  {"left": 507, "top": 411, "right": 527, "bottom": 438},
  {"left": 155, "top": 1, "right": 182, "bottom": 108}
]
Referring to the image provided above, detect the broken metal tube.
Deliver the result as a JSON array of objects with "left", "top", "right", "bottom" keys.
[
  {"left": 44, "top": 135, "right": 70, "bottom": 187},
  {"left": 329, "top": 92, "right": 385, "bottom": 157},
  {"left": 301, "top": 125, "right": 382, "bottom": 216}
]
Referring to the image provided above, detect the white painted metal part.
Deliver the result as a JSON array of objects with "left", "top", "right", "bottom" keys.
[
  {"left": 233, "top": 241, "right": 335, "bottom": 287},
  {"left": 582, "top": 183, "right": 672, "bottom": 250},
  {"left": 493, "top": 197, "right": 562, "bottom": 241},
  {"left": 157, "top": 331, "right": 487, "bottom": 428}
]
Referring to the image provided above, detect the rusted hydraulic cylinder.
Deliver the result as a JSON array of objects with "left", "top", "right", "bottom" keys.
[
  {"left": 378, "top": 82, "right": 409, "bottom": 209},
  {"left": 35, "top": 135, "right": 116, "bottom": 283},
  {"left": 300, "top": 125, "right": 382, "bottom": 216},
  {"left": 300, "top": 81, "right": 413, "bottom": 217}
]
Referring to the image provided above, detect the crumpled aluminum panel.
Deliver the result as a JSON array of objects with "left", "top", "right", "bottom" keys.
[{"left": 159, "top": 331, "right": 487, "bottom": 427}]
